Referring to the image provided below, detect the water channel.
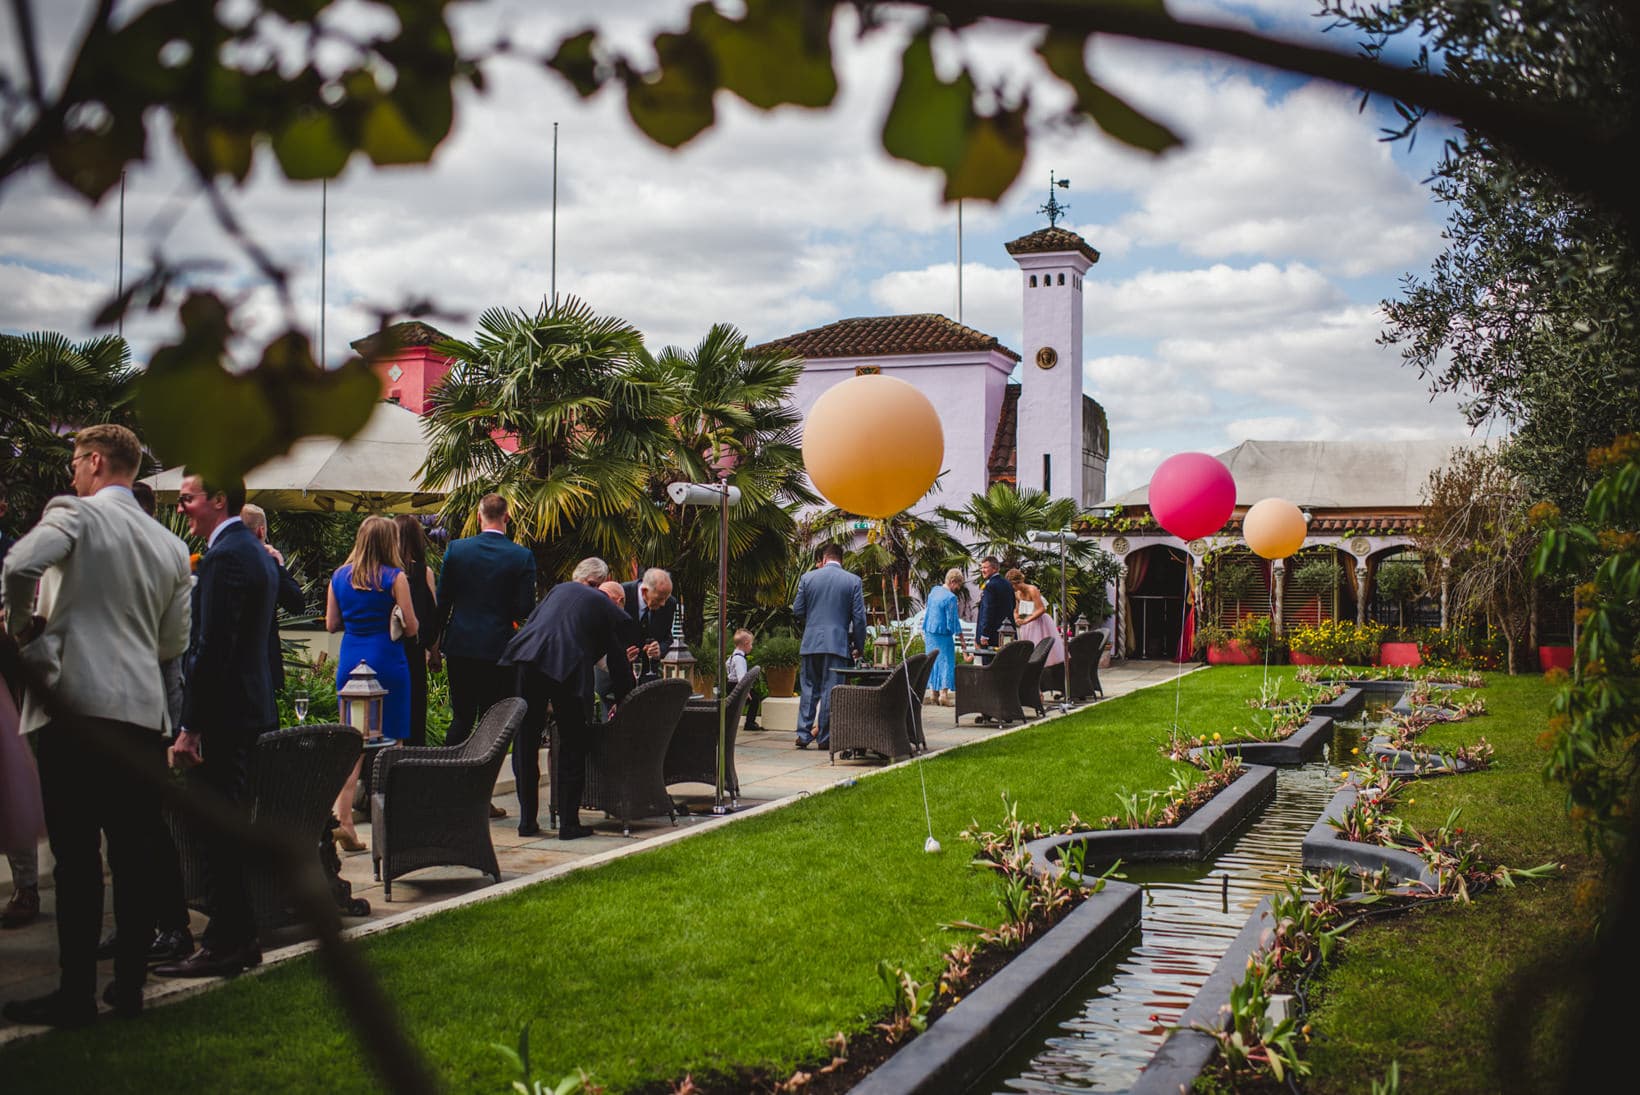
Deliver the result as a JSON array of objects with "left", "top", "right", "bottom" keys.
[{"left": 969, "top": 719, "right": 1371, "bottom": 1095}]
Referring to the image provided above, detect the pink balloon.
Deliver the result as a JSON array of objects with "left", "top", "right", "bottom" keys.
[{"left": 1149, "top": 453, "right": 1237, "bottom": 541}]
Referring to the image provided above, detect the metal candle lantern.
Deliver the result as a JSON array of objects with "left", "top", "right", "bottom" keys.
[
  {"left": 658, "top": 604, "right": 696, "bottom": 683},
  {"left": 998, "top": 616, "right": 1018, "bottom": 645},
  {"left": 338, "top": 660, "right": 388, "bottom": 740},
  {"left": 1075, "top": 614, "right": 1090, "bottom": 635}
]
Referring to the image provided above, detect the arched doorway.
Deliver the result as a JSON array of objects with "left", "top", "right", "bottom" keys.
[
  {"left": 1283, "top": 547, "right": 1360, "bottom": 627},
  {"left": 1125, "top": 545, "right": 1189, "bottom": 660},
  {"left": 1368, "top": 548, "right": 1438, "bottom": 629}
]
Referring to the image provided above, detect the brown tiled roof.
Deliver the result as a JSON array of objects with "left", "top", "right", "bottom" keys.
[
  {"left": 1005, "top": 227, "right": 1100, "bottom": 265},
  {"left": 752, "top": 314, "right": 1020, "bottom": 363},
  {"left": 986, "top": 382, "right": 1021, "bottom": 487},
  {"left": 1076, "top": 511, "right": 1424, "bottom": 537},
  {"left": 349, "top": 321, "right": 452, "bottom": 358}
]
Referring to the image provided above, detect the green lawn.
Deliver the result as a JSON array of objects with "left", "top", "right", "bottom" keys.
[
  {"left": 2, "top": 668, "right": 1577, "bottom": 1093},
  {"left": 1300, "top": 672, "right": 1593, "bottom": 1095}
]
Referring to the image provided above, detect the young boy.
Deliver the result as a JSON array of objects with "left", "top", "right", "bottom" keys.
[{"left": 725, "top": 628, "right": 764, "bottom": 731}]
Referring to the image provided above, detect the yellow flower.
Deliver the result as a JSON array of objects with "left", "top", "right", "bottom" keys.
[
  {"left": 1408, "top": 798, "right": 1416, "bottom": 805},
  {"left": 1212, "top": 732, "right": 1221, "bottom": 741},
  {"left": 1351, "top": 747, "right": 1359, "bottom": 755}
]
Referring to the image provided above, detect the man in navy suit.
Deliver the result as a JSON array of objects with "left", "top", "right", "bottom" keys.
[
  {"left": 620, "top": 567, "right": 677, "bottom": 681},
  {"left": 501, "top": 557, "right": 637, "bottom": 839},
  {"left": 156, "top": 471, "right": 279, "bottom": 979},
  {"left": 975, "top": 556, "right": 1017, "bottom": 655},
  {"left": 436, "top": 493, "right": 535, "bottom": 748},
  {"left": 791, "top": 542, "right": 866, "bottom": 750}
]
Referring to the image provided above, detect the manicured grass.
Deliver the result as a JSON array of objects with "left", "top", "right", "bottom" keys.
[
  {"left": 6, "top": 667, "right": 1278, "bottom": 1094},
  {"left": 1300, "top": 672, "right": 1595, "bottom": 1094}
]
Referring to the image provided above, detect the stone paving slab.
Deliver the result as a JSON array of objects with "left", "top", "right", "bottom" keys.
[{"left": 0, "top": 658, "right": 1196, "bottom": 1041}]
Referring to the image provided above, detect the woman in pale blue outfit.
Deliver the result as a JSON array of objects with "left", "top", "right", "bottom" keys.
[{"left": 922, "top": 568, "right": 964, "bottom": 706}]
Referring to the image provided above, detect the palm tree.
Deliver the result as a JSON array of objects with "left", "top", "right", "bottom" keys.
[
  {"left": 0, "top": 331, "right": 136, "bottom": 530},
  {"left": 633, "top": 323, "right": 817, "bottom": 643},
  {"left": 805, "top": 503, "right": 969, "bottom": 620},
  {"left": 419, "top": 296, "right": 676, "bottom": 581},
  {"left": 938, "top": 483, "right": 1121, "bottom": 624}
]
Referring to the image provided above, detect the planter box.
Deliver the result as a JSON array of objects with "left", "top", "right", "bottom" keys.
[
  {"left": 1205, "top": 640, "right": 1255, "bottom": 666},
  {"left": 1377, "top": 641, "right": 1421, "bottom": 668},
  {"left": 763, "top": 665, "right": 797, "bottom": 698},
  {"left": 1539, "top": 645, "right": 1574, "bottom": 672},
  {"left": 1290, "top": 651, "right": 1332, "bottom": 666}
]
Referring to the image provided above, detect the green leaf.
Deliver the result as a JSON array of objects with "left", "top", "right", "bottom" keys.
[
  {"left": 881, "top": 32, "right": 973, "bottom": 172},
  {"left": 272, "top": 107, "right": 352, "bottom": 179},
  {"left": 625, "top": 31, "right": 716, "bottom": 148},
  {"left": 548, "top": 30, "right": 601, "bottom": 98},
  {"left": 1037, "top": 31, "right": 1182, "bottom": 154},
  {"left": 692, "top": 0, "right": 837, "bottom": 110},
  {"left": 942, "top": 106, "right": 1028, "bottom": 201},
  {"left": 135, "top": 294, "right": 380, "bottom": 483},
  {"left": 361, "top": 95, "right": 435, "bottom": 165}
]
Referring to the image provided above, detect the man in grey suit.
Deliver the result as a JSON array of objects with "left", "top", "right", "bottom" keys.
[
  {"left": 1, "top": 424, "right": 191, "bottom": 1026},
  {"left": 791, "top": 542, "right": 867, "bottom": 750}
]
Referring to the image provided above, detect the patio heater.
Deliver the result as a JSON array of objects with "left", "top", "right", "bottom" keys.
[
  {"left": 667, "top": 478, "right": 743, "bottom": 816},
  {"left": 1031, "top": 529, "right": 1079, "bottom": 713}
]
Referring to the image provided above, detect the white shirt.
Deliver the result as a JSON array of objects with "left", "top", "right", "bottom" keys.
[
  {"left": 725, "top": 648, "right": 749, "bottom": 683},
  {"left": 207, "top": 515, "right": 243, "bottom": 550}
]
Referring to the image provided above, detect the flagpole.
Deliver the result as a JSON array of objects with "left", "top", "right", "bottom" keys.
[
  {"left": 319, "top": 178, "right": 327, "bottom": 366},
  {"left": 116, "top": 171, "right": 125, "bottom": 337},
  {"left": 956, "top": 199, "right": 963, "bottom": 323},
  {"left": 550, "top": 122, "right": 559, "bottom": 307}
]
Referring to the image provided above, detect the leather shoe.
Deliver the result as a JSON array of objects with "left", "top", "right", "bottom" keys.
[
  {"left": 1, "top": 885, "right": 40, "bottom": 929},
  {"left": 153, "top": 944, "right": 262, "bottom": 979},
  {"left": 96, "top": 929, "right": 121, "bottom": 960},
  {"left": 558, "top": 824, "right": 595, "bottom": 841},
  {"left": 794, "top": 737, "right": 812, "bottom": 750},
  {"left": 101, "top": 980, "right": 143, "bottom": 1019},
  {"left": 489, "top": 803, "right": 508, "bottom": 819},
  {"left": 743, "top": 721, "right": 764, "bottom": 732},
  {"left": 517, "top": 824, "right": 541, "bottom": 838},
  {"left": 149, "top": 928, "right": 194, "bottom": 962},
  {"left": 2, "top": 991, "right": 96, "bottom": 1028}
]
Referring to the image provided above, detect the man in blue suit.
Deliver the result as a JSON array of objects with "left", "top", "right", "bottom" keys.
[
  {"left": 791, "top": 542, "right": 866, "bottom": 750},
  {"left": 436, "top": 493, "right": 535, "bottom": 749},
  {"left": 501, "top": 557, "right": 637, "bottom": 839},
  {"left": 158, "top": 470, "right": 279, "bottom": 979},
  {"left": 974, "top": 556, "right": 1016, "bottom": 655}
]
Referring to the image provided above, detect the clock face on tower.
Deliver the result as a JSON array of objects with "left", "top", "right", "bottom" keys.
[{"left": 1035, "top": 346, "right": 1058, "bottom": 370}]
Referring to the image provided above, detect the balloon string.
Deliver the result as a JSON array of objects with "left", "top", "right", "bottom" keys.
[
  {"left": 1172, "top": 556, "right": 1188, "bottom": 737},
  {"left": 1264, "top": 561, "right": 1273, "bottom": 692},
  {"left": 888, "top": 554, "right": 936, "bottom": 844}
]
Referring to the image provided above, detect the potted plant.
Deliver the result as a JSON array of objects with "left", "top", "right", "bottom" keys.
[
  {"left": 1193, "top": 622, "right": 1250, "bottom": 665},
  {"left": 1377, "top": 627, "right": 1423, "bottom": 668},
  {"left": 1538, "top": 644, "right": 1574, "bottom": 672},
  {"left": 1232, "top": 615, "right": 1285, "bottom": 664},
  {"left": 750, "top": 634, "right": 801, "bottom": 698}
]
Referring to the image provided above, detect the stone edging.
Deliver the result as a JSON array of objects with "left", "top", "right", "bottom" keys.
[
  {"left": 1310, "top": 685, "right": 1366, "bottom": 721},
  {"left": 847, "top": 881, "right": 1143, "bottom": 1095},
  {"left": 853, "top": 764, "right": 1278, "bottom": 1093},
  {"left": 1301, "top": 782, "right": 1439, "bottom": 889},
  {"left": 1187, "top": 715, "right": 1334, "bottom": 767}
]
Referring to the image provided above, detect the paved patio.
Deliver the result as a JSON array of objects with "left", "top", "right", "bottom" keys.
[{"left": 0, "top": 659, "right": 1194, "bottom": 1041}]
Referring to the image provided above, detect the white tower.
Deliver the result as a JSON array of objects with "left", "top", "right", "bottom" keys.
[{"left": 1007, "top": 226, "right": 1105, "bottom": 507}]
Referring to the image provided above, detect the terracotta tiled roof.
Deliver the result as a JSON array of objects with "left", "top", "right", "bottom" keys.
[
  {"left": 752, "top": 314, "right": 1020, "bottom": 363},
  {"left": 349, "top": 321, "right": 453, "bottom": 358},
  {"left": 1005, "top": 227, "right": 1101, "bottom": 265},
  {"left": 986, "top": 382, "right": 1021, "bottom": 487}
]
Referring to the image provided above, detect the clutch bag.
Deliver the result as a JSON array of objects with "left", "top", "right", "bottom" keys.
[{"left": 390, "top": 604, "right": 406, "bottom": 642}]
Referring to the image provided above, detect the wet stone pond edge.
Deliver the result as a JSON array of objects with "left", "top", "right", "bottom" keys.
[{"left": 856, "top": 682, "right": 1460, "bottom": 1095}]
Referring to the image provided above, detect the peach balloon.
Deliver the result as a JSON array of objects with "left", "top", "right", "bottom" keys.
[
  {"left": 802, "top": 374, "right": 944, "bottom": 517},
  {"left": 1243, "top": 497, "right": 1307, "bottom": 560}
]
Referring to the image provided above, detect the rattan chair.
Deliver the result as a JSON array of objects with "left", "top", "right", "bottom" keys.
[
  {"left": 552, "top": 677, "right": 692, "bottom": 835},
  {"left": 1019, "top": 638, "right": 1056, "bottom": 717},
  {"left": 170, "top": 723, "right": 363, "bottom": 930},
  {"left": 829, "top": 658, "right": 919, "bottom": 763},
  {"left": 1061, "top": 631, "right": 1106, "bottom": 700},
  {"left": 954, "top": 639, "right": 1034, "bottom": 726},
  {"left": 667, "top": 665, "right": 761, "bottom": 801},
  {"left": 905, "top": 651, "right": 938, "bottom": 751},
  {"left": 369, "top": 697, "right": 526, "bottom": 900}
]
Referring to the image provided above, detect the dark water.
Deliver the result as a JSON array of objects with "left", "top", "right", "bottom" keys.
[{"left": 968, "top": 761, "right": 1349, "bottom": 1094}]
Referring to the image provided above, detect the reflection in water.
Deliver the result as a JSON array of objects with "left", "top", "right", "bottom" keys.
[{"left": 972, "top": 762, "right": 1348, "bottom": 1094}]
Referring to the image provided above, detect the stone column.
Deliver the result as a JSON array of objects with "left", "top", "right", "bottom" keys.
[
  {"left": 1439, "top": 559, "right": 1451, "bottom": 630},
  {"left": 1115, "top": 562, "right": 1128, "bottom": 659},
  {"left": 1356, "top": 566, "right": 1370, "bottom": 625},
  {"left": 1272, "top": 560, "right": 1286, "bottom": 637}
]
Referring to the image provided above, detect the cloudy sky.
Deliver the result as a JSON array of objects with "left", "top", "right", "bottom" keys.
[{"left": 0, "top": 0, "right": 1484, "bottom": 497}]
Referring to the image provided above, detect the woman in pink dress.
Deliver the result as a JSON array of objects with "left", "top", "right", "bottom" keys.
[{"left": 1007, "top": 568, "right": 1064, "bottom": 667}]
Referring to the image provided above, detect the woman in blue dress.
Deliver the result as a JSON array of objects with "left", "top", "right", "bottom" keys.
[
  {"left": 326, "top": 516, "right": 417, "bottom": 850},
  {"left": 922, "top": 568, "right": 964, "bottom": 707}
]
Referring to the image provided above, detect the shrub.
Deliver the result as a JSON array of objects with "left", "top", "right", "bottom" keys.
[
  {"left": 1287, "top": 620, "right": 1385, "bottom": 664},
  {"left": 1232, "top": 615, "right": 1285, "bottom": 659},
  {"left": 1192, "top": 622, "right": 1232, "bottom": 655},
  {"left": 750, "top": 633, "right": 800, "bottom": 669}
]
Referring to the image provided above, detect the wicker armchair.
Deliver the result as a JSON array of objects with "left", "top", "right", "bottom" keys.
[
  {"left": 552, "top": 677, "right": 692, "bottom": 836},
  {"left": 829, "top": 658, "right": 919, "bottom": 763},
  {"left": 170, "top": 724, "right": 363, "bottom": 930},
  {"left": 369, "top": 697, "right": 526, "bottom": 900},
  {"left": 1062, "top": 631, "right": 1106, "bottom": 700},
  {"left": 1019, "top": 638, "right": 1056, "bottom": 716},
  {"left": 904, "top": 651, "right": 938, "bottom": 751},
  {"left": 954, "top": 639, "right": 1034, "bottom": 726},
  {"left": 668, "top": 666, "right": 761, "bottom": 801}
]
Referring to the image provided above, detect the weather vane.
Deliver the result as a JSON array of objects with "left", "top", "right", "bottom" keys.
[{"left": 1039, "top": 170, "right": 1071, "bottom": 227}]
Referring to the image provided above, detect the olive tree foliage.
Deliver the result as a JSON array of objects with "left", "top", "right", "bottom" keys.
[
  {"left": 0, "top": 0, "right": 1630, "bottom": 484},
  {"left": 1322, "top": 0, "right": 1640, "bottom": 514},
  {"left": 1418, "top": 443, "right": 1538, "bottom": 674}
]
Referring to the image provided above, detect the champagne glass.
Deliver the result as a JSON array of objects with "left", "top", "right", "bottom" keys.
[{"left": 293, "top": 691, "right": 310, "bottom": 724}]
